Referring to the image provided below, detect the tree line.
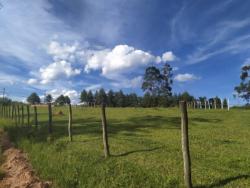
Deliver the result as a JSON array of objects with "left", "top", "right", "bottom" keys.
[
  {"left": 80, "top": 89, "right": 227, "bottom": 108},
  {"left": 24, "top": 62, "right": 229, "bottom": 107},
  {"left": 26, "top": 93, "right": 71, "bottom": 105}
]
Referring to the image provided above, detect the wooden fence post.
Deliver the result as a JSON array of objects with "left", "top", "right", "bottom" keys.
[
  {"left": 5, "top": 105, "right": 7, "bottom": 118},
  {"left": 101, "top": 103, "right": 110, "bottom": 158},
  {"left": 9, "top": 104, "right": 11, "bottom": 119},
  {"left": 14, "top": 105, "right": 17, "bottom": 127},
  {"left": 21, "top": 105, "right": 24, "bottom": 126},
  {"left": 17, "top": 105, "right": 20, "bottom": 125},
  {"left": 48, "top": 103, "right": 52, "bottom": 134},
  {"left": 180, "top": 101, "right": 192, "bottom": 188},
  {"left": 34, "top": 105, "right": 38, "bottom": 128},
  {"left": 27, "top": 105, "right": 30, "bottom": 127},
  {"left": 68, "top": 103, "right": 73, "bottom": 141},
  {"left": 11, "top": 104, "right": 14, "bottom": 120},
  {"left": 3, "top": 104, "right": 5, "bottom": 118}
]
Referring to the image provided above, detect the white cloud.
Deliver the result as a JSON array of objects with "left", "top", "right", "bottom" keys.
[
  {"left": 111, "top": 76, "right": 143, "bottom": 89},
  {"left": 47, "top": 40, "right": 88, "bottom": 62},
  {"left": 0, "top": 0, "right": 80, "bottom": 68},
  {"left": 48, "top": 41, "right": 79, "bottom": 61},
  {"left": 39, "top": 60, "right": 81, "bottom": 84},
  {"left": 174, "top": 73, "right": 200, "bottom": 82},
  {"left": 242, "top": 58, "right": 250, "bottom": 67},
  {"left": 27, "top": 78, "right": 38, "bottom": 85},
  {"left": 172, "top": 67, "right": 179, "bottom": 71},
  {"left": 84, "top": 45, "right": 172, "bottom": 80},
  {"left": 48, "top": 89, "right": 80, "bottom": 104},
  {"left": 85, "top": 84, "right": 102, "bottom": 91},
  {"left": 162, "top": 51, "right": 176, "bottom": 62}
]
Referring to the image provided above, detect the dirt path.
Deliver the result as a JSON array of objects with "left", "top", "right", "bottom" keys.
[{"left": 0, "top": 129, "right": 51, "bottom": 188}]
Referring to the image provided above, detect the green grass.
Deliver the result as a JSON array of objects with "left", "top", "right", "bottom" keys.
[{"left": 0, "top": 107, "right": 250, "bottom": 187}]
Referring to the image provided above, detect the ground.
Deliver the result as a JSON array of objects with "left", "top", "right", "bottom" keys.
[{"left": 0, "top": 107, "right": 249, "bottom": 188}]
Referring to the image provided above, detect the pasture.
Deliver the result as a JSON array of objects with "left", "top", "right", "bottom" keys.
[{"left": 0, "top": 107, "right": 250, "bottom": 188}]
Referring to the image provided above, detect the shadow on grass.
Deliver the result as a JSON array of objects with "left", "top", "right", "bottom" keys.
[
  {"left": 111, "top": 146, "right": 163, "bottom": 157},
  {"left": 195, "top": 175, "right": 250, "bottom": 188},
  {"left": 3, "top": 114, "right": 222, "bottom": 145}
]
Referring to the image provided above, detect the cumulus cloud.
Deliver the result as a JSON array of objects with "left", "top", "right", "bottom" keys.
[
  {"left": 111, "top": 76, "right": 143, "bottom": 89},
  {"left": 47, "top": 41, "right": 79, "bottom": 61},
  {"left": 84, "top": 45, "right": 172, "bottom": 80},
  {"left": 242, "top": 58, "right": 250, "bottom": 67},
  {"left": 27, "top": 78, "right": 38, "bottom": 85},
  {"left": 27, "top": 40, "right": 177, "bottom": 89},
  {"left": 85, "top": 84, "right": 102, "bottom": 91},
  {"left": 47, "top": 40, "right": 88, "bottom": 62},
  {"left": 48, "top": 89, "right": 80, "bottom": 104},
  {"left": 39, "top": 60, "right": 81, "bottom": 84},
  {"left": 174, "top": 73, "right": 200, "bottom": 82},
  {"left": 162, "top": 51, "right": 176, "bottom": 62}
]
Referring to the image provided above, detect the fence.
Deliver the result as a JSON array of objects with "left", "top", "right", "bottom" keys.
[{"left": 0, "top": 101, "right": 229, "bottom": 188}]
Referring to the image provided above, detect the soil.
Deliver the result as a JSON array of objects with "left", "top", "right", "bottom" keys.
[
  {"left": 0, "top": 130, "right": 51, "bottom": 188},
  {"left": 54, "top": 111, "right": 64, "bottom": 116}
]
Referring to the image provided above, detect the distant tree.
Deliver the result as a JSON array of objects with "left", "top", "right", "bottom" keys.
[
  {"left": 160, "top": 63, "right": 173, "bottom": 96},
  {"left": 80, "top": 89, "right": 88, "bottom": 102},
  {"left": 235, "top": 65, "right": 250, "bottom": 103},
  {"left": 94, "top": 91, "right": 100, "bottom": 104},
  {"left": 179, "top": 92, "right": 195, "bottom": 102},
  {"left": 127, "top": 93, "right": 138, "bottom": 107},
  {"left": 223, "top": 98, "right": 228, "bottom": 108},
  {"left": 114, "top": 90, "right": 125, "bottom": 107},
  {"left": 27, "top": 93, "right": 41, "bottom": 104},
  {"left": 214, "top": 96, "right": 221, "bottom": 108},
  {"left": 142, "top": 66, "right": 162, "bottom": 96},
  {"left": 55, "top": 95, "right": 66, "bottom": 106},
  {"left": 0, "top": 97, "right": 11, "bottom": 105},
  {"left": 198, "top": 96, "right": 207, "bottom": 108},
  {"left": 64, "top": 96, "right": 71, "bottom": 104},
  {"left": 45, "top": 94, "right": 53, "bottom": 103},
  {"left": 87, "top": 91, "right": 94, "bottom": 103},
  {"left": 107, "top": 90, "right": 115, "bottom": 107},
  {"left": 98, "top": 88, "right": 107, "bottom": 104},
  {"left": 142, "top": 92, "right": 152, "bottom": 107}
]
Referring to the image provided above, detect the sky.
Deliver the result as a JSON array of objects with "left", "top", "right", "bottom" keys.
[{"left": 0, "top": 0, "right": 248, "bottom": 104}]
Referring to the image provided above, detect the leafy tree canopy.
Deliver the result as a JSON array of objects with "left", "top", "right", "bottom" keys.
[
  {"left": 27, "top": 92, "right": 40, "bottom": 104},
  {"left": 235, "top": 65, "right": 250, "bottom": 102}
]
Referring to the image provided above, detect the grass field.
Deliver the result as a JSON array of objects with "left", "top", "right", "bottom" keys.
[{"left": 0, "top": 107, "right": 250, "bottom": 188}]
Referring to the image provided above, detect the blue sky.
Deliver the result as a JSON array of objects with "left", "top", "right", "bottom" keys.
[{"left": 0, "top": 0, "right": 248, "bottom": 104}]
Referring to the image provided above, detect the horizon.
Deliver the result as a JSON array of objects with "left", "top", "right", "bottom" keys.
[{"left": 0, "top": 0, "right": 248, "bottom": 105}]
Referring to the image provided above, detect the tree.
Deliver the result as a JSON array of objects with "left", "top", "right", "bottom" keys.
[
  {"left": 80, "top": 89, "right": 88, "bottom": 102},
  {"left": 142, "top": 64, "right": 173, "bottom": 107},
  {"left": 87, "top": 91, "right": 94, "bottom": 103},
  {"left": 235, "top": 65, "right": 250, "bottom": 103},
  {"left": 0, "top": 97, "right": 11, "bottom": 105},
  {"left": 65, "top": 96, "right": 71, "bottom": 104},
  {"left": 27, "top": 93, "right": 41, "bottom": 104},
  {"left": 160, "top": 63, "right": 173, "bottom": 96},
  {"left": 55, "top": 95, "right": 66, "bottom": 105},
  {"left": 142, "top": 92, "right": 152, "bottom": 107},
  {"left": 142, "top": 66, "right": 162, "bottom": 96},
  {"left": 223, "top": 98, "right": 228, "bottom": 108},
  {"left": 45, "top": 94, "right": 53, "bottom": 103},
  {"left": 98, "top": 88, "right": 107, "bottom": 104},
  {"left": 107, "top": 90, "right": 115, "bottom": 107},
  {"left": 114, "top": 90, "right": 125, "bottom": 107},
  {"left": 127, "top": 93, "right": 138, "bottom": 107},
  {"left": 179, "top": 92, "right": 195, "bottom": 102}
]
